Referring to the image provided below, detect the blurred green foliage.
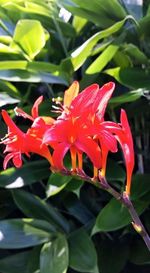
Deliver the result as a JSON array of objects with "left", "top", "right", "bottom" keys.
[{"left": 0, "top": 0, "right": 150, "bottom": 272}]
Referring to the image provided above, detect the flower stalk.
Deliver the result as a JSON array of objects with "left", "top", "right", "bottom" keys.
[{"left": 60, "top": 168, "right": 150, "bottom": 251}]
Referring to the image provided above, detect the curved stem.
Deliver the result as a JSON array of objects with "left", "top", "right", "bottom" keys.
[{"left": 60, "top": 169, "right": 150, "bottom": 251}]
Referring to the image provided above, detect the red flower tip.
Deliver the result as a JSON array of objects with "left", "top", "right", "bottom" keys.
[
  {"left": 31, "top": 96, "right": 43, "bottom": 119},
  {"left": 120, "top": 109, "right": 134, "bottom": 195}
]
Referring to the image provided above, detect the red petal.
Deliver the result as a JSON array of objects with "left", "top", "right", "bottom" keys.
[
  {"left": 99, "top": 130, "right": 118, "bottom": 153},
  {"left": 71, "top": 84, "right": 99, "bottom": 115},
  {"left": 1, "top": 110, "right": 23, "bottom": 137},
  {"left": 120, "top": 109, "right": 134, "bottom": 194},
  {"left": 13, "top": 153, "right": 22, "bottom": 168},
  {"left": 76, "top": 137, "right": 101, "bottom": 168},
  {"left": 3, "top": 153, "right": 14, "bottom": 169},
  {"left": 31, "top": 96, "right": 43, "bottom": 119},
  {"left": 93, "top": 82, "right": 115, "bottom": 119},
  {"left": 52, "top": 142, "right": 70, "bottom": 170},
  {"left": 64, "top": 81, "right": 79, "bottom": 108}
]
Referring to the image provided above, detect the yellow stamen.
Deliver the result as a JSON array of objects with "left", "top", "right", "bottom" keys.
[
  {"left": 93, "top": 167, "right": 98, "bottom": 178},
  {"left": 101, "top": 168, "right": 106, "bottom": 177},
  {"left": 125, "top": 177, "right": 131, "bottom": 196},
  {"left": 78, "top": 152, "right": 83, "bottom": 170},
  {"left": 70, "top": 147, "right": 76, "bottom": 171}
]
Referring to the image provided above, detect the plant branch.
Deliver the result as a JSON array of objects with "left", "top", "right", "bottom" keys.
[{"left": 59, "top": 168, "right": 150, "bottom": 251}]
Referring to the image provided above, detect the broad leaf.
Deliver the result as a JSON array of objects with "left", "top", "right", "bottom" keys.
[
  {"left": 0, "top": 219, "right": 52, "bottom": 249},
  {"left": 105, "top": 67, "right": 150, "bottom": 88},
  {"left": 0, "top": 160, "right": 50, "bottom": 188},
  {"left": 93, "top": 197, "right": 150, "bottom": 233},
  {"left": 11, "top": 19, "right": 49, "bottom": 60},
  {"left": 12, "top": 190, "right": 70, "bottom": 233},
  {"left": 40, "top": 234, "right": 69, "bottom": 273},
  {"left": 69, "top": 228, "right": 97, "bottom": 272},
  {"left": 69, "top": 16, "right": 134, "bottom": 70}
]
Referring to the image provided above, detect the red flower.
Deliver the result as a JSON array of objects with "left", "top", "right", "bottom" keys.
[
  {"left": 43, "top": 82, "right": 102, "bottom": 171},
  {"left": 43, "top": 82, "right": 116, "bottom": 174},
  {"left": 101, "top": 110, "right": 134, "bottom": 195},
  {"left": 1, "top": 81, "right": 134, "bottom": 195},
  {"left": 1, "top": 98, "right": 54, "bottom": 169}
]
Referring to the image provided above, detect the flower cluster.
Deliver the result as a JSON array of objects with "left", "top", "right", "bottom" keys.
[{"left": 0, "top": 82, "right": 134, "bottom": 195}]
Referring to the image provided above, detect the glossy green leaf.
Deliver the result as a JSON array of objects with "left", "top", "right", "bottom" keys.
[
  {"left": 0, "top": 93, "right": 19, "bottom": 106},
  {"left": 70, "top": 16, "right": 134, "bottom": 70},
  {"left": 60, "top": 0, "right": 126, "bottom": 28},
  {"left": 69, "top": 228, "right": 97, "bottom": 272},
  {"left": 11, "top": 19, "right": 49, "bottom": 60},
  {"left": 46, "top": 173, "right": 72, "bottom": 197},
  {"left": 123, "top": 43, "right": 148, "bottom": 64},
  {"left": 0, "top": 160, "right": 50, "bottom": 188},
  {"left": 63, "top": 192, "right": 94, "bottom": 224},
  {"left": 109, "top": 89, "right": 143, "bottom": 106},
  {"left": 40, "top": 234, "right": 68, "bottom": 273},
  {"left": 105, "top": 67, "right": 150, "bottom": 89},
  {"left": 0, "top": 80, "right": 20, "bottom": 98},
  {"left": 0, "top": 69, "right": 67, "bottom": 84},
  {"left": 0, "top": 219, "right": 52, "bottom": 249},
  {"left": 93, "top": 197, "right": 150, "bottom": 233},
  {"left": 85, "top": 44, "right": 119, "bottom": 74},
  {"left": 12, "top": 189, "right": 70, "bottom": 233}
]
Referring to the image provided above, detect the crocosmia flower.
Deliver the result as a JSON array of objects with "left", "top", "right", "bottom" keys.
[
  {"left": 1, "top": 97, "right": 54, "bottom": 169},
  {"left": 1, "top": 81, "right": 134, "bottom": 195}
]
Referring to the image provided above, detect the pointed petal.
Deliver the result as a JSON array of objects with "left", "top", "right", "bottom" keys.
[
  {"left": 64, "top": 81, "right": 79, "bottom": 108},
  {"left": 13, "top": 153, "right": 22, "bottom": 168},
  {"left": 14, "top": 107, "right": 33, "bottom": 121},
  {"left": 93, "top": 82, "right": 115, "bottom": 119},
  {"left": 31, "top": 96, "right": 43, "bottom": 119},
  {"left": 76, "top": 137, "right": 101, "bottom": 168},
  {"left": 3, "top": 153, "right": 14, "bottom": 169},
  {"left": 120, "top": 109, "right": 134, "bottom": 195},
  {"left": 1, "top": 110, "right": 23, "bottom": 137},
  {"left": 52, "top": 142, "right": 70, "bottom": 170},
  {"left": 99, "top": 130, "right": 118, "bottom": 153},
  {"left": 71, "top": 84, "right": 99, "bottom": 114}
]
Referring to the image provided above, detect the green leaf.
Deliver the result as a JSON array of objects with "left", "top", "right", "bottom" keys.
[
  {"left": 93, "top": 197, "right": 150, "bottom": 233},
  {"left": 0, "top": 160, "right": 50, "bottom": 188},
  {"left": 0, "top": 80, "right": 20, "bottom": 98},
  {"left": 69, "top": 228, "right": 97, "bottom": 272},
  {"left": 85, "top": 44, "right": 119, "bottom": 74},
  {"left": 11, "top": 19, "right": 49, "bottom": 60},
  {"left": 123, "top": 43, "right": 148, "bottom": 64},
  {"left": 104, "top": 67, "right": 150, "bottom": 89},
  {"left": 70, "top": 16, "right": 134, "bottom": 70},
  {"left": 0, "top": 93, "right": 19, "bottom": 106},
  {"left": 12, "top": 189, "right": 70, "bottom": 233},
  {"left": 0, "top": 251, "right": 31, "bottom": 273},
  {"left": 60, "top": 0, "right": 126, "bottom": 28},
  {"left": 46, "top": 173, "right": 72, "bottom": 197},
  {"left": 109, "top": 89, "right": 143, "bottom": 106},
  {"left": 40, "top": 234, "right": 69, "bottom": 273},
  {"left": 63, "top": 192, "right": 94, "bottom": 224},
  {"left": 0, "top": 219, "right": 52, "bottom": 249}
]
